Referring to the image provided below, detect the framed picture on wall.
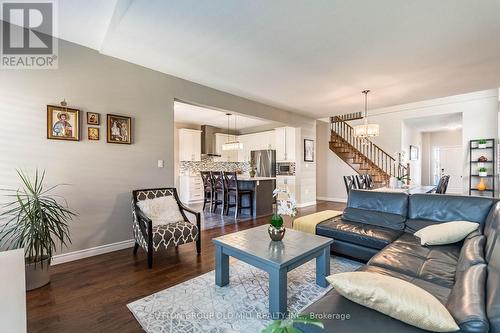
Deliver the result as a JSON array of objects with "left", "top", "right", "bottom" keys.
[
  {"left": 88, "top": 127, "right": 99, "bottom": 140},
  {"left": 47, "top": 105, "right": 80, "bottom": 141},
  {"left": 304, "top": 139, "right": 315, "bottom": 162},
  {"left": 410, "top": 145, "right": 419, "bottom": 161},
  {"left": 87, "top": 112, "right": 100, "bottom": 125},
  {"left": 107, "top": 114, "right": 132, "bottom": 144}
]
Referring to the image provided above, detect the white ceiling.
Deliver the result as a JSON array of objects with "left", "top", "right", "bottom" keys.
[
  {"left": 404, "top": 113, "right": 463, "bottom": 133},
  {"left": 174, "top": 101, "right": 276, "bottom": 130},
  {"left": 54, "top": 1, "right": 500, "bottom": 118}
]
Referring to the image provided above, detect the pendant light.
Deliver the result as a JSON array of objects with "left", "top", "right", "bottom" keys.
[
  {"left": 222, "top": 113, "right": 243, "bottom": 151},
  {"left": 353, "top": 90, "right": 379, "bottom": 138}
]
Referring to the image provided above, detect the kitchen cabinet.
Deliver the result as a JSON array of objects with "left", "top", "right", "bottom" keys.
[
  {"left": 237, "top": 130, "right": 276, "bottom": 162},
  {"left": 215, "top": 133, "right": 239, "bottom": 162},
  {"left": 178, "top": 129, "right": 202, "bottom": 161},
  {"left": 179, "top": 175, "right": 204, "bottom": 204},
  {"left": 275, "top": 127, "right": 296, "bottom": 162}
]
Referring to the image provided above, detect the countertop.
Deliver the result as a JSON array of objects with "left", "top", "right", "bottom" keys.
[{"left": 237, "top": 177, "right": 276, "bottom": 181}]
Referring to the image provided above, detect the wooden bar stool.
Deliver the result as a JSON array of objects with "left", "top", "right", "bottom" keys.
[
  {"left": 200, "top": 171, "right": 214, "bottom": 211},
  {"left": 211, "top": 171, "right": 225, "bottom": 215},
  {"left": 223, "top": 172, "right": 254, "bottom": 219}
]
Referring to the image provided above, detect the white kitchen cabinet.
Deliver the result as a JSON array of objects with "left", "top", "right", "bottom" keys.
[
  {"left": 179, "top": 175, "right": 204, "bottom": 204},
  {"left": 178, "top": 129, "right": 202, "bottom": 162},
  {"left": 237, "top": 130, "right": 276, "bottom": 162},
  {"left": 215, "top": 133, "right": 239, "bottom": 162},
  {"left": 275, "top": 127, "right": 296, "bottom": 162}
]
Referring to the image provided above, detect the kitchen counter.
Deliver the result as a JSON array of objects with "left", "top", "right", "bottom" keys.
[
  {"left": 237, "top": 176, "right": 276, "bottom": 181},
  {"left": 237, "top": 177, "right": 276, "bottom": 217}
]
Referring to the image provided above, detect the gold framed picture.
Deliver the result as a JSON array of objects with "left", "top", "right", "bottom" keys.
[
  {"left": 47, "top": 105, "right": 80, "bottom": 141},
  {"left": 107, "top": 114, "right": 132, "bottom": 144},
  {"left": 87, "top": 112, "right": 100, "bottom": 125},
  {"left": 88, "top": 127, "right": 99, "bottom": 140}
]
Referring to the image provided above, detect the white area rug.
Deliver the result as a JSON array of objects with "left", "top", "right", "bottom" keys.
[{"left": 128, "top": 256, "right": 361, "bottom": 333}]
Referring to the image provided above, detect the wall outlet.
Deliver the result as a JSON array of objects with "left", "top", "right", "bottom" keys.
[{"left": 157, "top": 160, "right": 164, "bottom": 168}]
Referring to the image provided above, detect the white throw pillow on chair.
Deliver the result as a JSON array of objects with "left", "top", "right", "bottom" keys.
[{"left": 137, "top": 196, "right": 185, "bottom": 227}]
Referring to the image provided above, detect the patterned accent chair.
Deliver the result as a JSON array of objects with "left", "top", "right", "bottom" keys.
[{"left": 132, "top": 187, "right": 201, "bottom": 268}]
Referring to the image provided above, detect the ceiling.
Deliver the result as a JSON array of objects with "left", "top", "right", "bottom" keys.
[
  {"left": 404, "top": 113, "right": 463, "bottom": 132},
  {"left": 53, "top": 1, "right": 500, "bottom": 118},
  {"left": 174, "top": 101, "right": 277, "bottom": 130}
]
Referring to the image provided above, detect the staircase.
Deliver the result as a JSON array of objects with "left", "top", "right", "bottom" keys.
[{"left": 329, "top": 116, "right": 410, "bottom": 186}]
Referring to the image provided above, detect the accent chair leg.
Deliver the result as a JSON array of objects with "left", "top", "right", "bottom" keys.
[
  {"left": 133, "top": 242, "right": 139, "bottom": 255},
  {"left": 148, "top": 250, "right": 153, "bottom": 269},
  {"left": 196, "top": 237, "right": 201, "bottom": 254}
]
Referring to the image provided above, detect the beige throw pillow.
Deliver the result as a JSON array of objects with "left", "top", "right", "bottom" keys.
[
  {"left": 137, "top": 196, "right": 185, "bottom": 227},
  {"left": 327, "top": 272, "right": 459, "bottom": 332},
  {"left": 414, "top": 221, "right": 479, "bottom": 246}
]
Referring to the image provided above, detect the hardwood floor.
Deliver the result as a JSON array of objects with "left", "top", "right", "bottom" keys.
[{"left": 27, "top": 201, "right": 345, "bottom": 333}]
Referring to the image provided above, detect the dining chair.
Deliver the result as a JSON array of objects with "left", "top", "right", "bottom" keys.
[
  {"left": 211, "top": 171, "right": 225, "bottom": 214},
  {"left": 200, "top": 171, "right": 214, "bottom": 211},
  {"left": 435, "top": 175, "right": 450, "bottom": 194},
  {"left": 343, "top": 175, "right": 358, "bottom": 194},
  {"left": 223, "top": 171, "right": 254, "bottom": 219}
]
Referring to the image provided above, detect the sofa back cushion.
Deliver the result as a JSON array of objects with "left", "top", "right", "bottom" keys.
[
  {"left": 484, "top": 202, "right": 500, "bottom": 333},
  {"left": 343, "top": 190, "right": 408, "bottom": 230},
  {"left": 408, "top": 194, "right": 494, "bottom": 225}
]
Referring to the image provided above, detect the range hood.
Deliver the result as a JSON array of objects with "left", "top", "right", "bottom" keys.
[{"left": 201, "top": 125, "right": 221, "bottom": 157}]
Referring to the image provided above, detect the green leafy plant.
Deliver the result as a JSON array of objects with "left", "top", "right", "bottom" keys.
[
  {"left": 0, "top": 169, "right": 77, "bottom": 267},
  {"left": 262, "top": 315, "right": 324, "bottom": 333},
  {"left": 479, "top": 167, "right": 487, "bottom": 173},
  {"left": 478, "top": 139, "right": 487, "bottom": 145}
]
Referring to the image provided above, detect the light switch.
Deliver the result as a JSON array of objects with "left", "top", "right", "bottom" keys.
[{"left": 157, "top": 160, "right": 164, "bottom": 168}]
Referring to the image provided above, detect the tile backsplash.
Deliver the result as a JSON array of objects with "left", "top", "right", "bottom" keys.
[{"left": 180, "top": 157, "right": 250, "bottom": 176}]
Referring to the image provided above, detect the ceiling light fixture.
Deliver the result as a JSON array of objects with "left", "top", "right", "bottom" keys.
[
  {"left": 353, "top": 90, "right": 380, "bottom": 138},
  {"left": 222, "top": 113, "right": 243, "bottom": 151}
]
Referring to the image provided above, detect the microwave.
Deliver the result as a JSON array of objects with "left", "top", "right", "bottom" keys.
[{"left": 276, "top": 162, "right": 295, "bottom": 176}]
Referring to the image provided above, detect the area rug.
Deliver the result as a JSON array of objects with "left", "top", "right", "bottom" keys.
[{"left": 127, "top": 256, "right": 362, "bottom": 333}]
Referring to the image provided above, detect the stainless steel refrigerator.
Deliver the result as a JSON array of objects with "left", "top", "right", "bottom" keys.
[{"left": 251, "top": 150, "right": 276, "bottom": 177}]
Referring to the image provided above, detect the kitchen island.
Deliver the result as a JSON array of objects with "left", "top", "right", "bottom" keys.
[{"left": 237, "top": 177, "right": 276, "bottom": 217}]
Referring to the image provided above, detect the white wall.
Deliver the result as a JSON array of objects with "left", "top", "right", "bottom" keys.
[
  {"left": 0, "top": 35, "right": 314, "bottom": 256},
  {"left": 401, "top": 122, "right": 423, "bottom": 185},
  {"left": 295, "top": 124, "right": 317, "bottom": 206},
  {"left": 317, "top": 89, "right": 499, "bottom": 201},
  {"left": 421, "top": 129, "right": 462, "bottom": 185}
]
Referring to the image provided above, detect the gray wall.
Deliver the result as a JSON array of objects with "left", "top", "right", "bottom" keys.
[{"left": 0, "top": 37, "right": 313, "bottom": 255}]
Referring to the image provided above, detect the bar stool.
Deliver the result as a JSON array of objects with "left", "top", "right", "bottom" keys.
[
  {"left": 211, "top": 171, "right": 225, "bottom": 214},
  {"left": 223, "top": 171, "right": 254, "bottom": 219},
  {"left": 200, "top": 171, "right": 213, "bottom": 211}
]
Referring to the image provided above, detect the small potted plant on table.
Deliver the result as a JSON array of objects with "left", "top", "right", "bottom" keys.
[
  {"left": 269, "top": 188, "right": 297, "bottom": 241},
  {"left": 0, "top": 170, "right": 76, "bottom": 290}
]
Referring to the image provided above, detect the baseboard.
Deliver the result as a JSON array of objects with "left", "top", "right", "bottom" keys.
[
  {"left": 51, "top": 239, "right": 135, "bottom": 266},
  {"left": 316, "top": 196, "right": 347, "bottom": 203},
  {"left": 297, "top": 201, "right": 317, "bottom": 208}
]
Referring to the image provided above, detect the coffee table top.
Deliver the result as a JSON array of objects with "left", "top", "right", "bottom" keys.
[{"left": 213, "top": 225, "right": 333, "bottom": 268}]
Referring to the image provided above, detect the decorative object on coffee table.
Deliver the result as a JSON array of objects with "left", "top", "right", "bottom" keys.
[
  {"left": 0, "top": 169, "right": 77, "bottom": 290},
  {"left": 269, "top": 188, "right": 297, "bottom": 241},
  {"left": 263, "top": 314, "right": 324, "bottom": 333}
]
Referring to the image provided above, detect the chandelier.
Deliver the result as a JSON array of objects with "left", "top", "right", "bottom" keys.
[
  {"left": 353, "top": 90, "right": 379, "bottom": 138},
  {"left": 222, "top": 113, "right": 243, "bottom": 151}
]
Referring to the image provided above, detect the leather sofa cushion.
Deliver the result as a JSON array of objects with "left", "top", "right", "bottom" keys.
[
  {"left": 456, "top": 235, "right": 486, "bottom": 273},
  {"left": 316, "top": 218, "right": 403, "bottom": 250},
  {"left": 484, "top": 202, "right": 500, "bottom": 333},
  {"left": 447, "top": 264, "right": 489, "bottom": 333},
  {"left": 343, "top": 207, "right": 406, "bottom": 230},
  {"left": 408, "top": 194, "right": 494, "bottom": 224},
  {"left": 347, "top": 190, "right": 408, "bottom": 215},
  {"left": 330, "top": 239, "right": 379, "bottom": 262},
  {"left": 367, "top": 233, "right": 460, "bottom": 289}
]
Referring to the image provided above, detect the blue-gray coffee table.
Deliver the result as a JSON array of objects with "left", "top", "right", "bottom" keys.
[{"left": 213, "top": 224, "right": 334, "bottom": 319}]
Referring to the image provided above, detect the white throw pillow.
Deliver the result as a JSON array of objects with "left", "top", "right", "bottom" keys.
[
  {"left": 327, "top": 272, "right": 459, "bottom": 332},
  {"left": 137, "top": 196, "right": 185, "bottom": 227},
  {"left": 414, "top": 221, "right": 479, "bottom": 246}
]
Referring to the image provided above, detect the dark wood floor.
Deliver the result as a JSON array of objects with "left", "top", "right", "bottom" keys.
[{"left": 27, "top": 201, "right": 345, "bottom": 333}]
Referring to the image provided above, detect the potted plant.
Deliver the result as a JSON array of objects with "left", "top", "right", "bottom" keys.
[
  {"left": 269, "top": 188, "right": 297, "bottom": 241},
  {"left": 0, "top": 170, "right": 76, "bottom": 290},
  {"left": 478, "top": 139, "right": 487, "bottom": 149},
  {"left": 262, "top": 314, "right": 324, "bottom": 333},
  {"left": 479, "top": 167, "right": 488, "bottom": 177}
]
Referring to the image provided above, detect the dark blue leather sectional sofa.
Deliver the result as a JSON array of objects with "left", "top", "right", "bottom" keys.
[{"left": 300, "top": 190, "right": 500, "bottom": 333}]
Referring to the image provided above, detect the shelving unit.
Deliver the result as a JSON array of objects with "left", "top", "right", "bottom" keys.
[{"left": 469, "top": 139, "right": 495, "bottom": 197}]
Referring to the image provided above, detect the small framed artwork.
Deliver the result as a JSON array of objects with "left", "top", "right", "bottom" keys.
[
  {"left": 304, "top": 139, "right": 315, "bottom": 162},
  {"left": 87, "top": 112, "right": 100, "bottom": 125},
  {"left": 107, "top": 114, "right": 132, "bottom": 144},
  {"left": 88, "top": 127, "right": 99, "bottom": 140},
  {"left": 410, "top": 145, "right": 419, "bottom": 161},
  {"left": 47, "top": 105, "right": 80, "bottom": 141}
]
